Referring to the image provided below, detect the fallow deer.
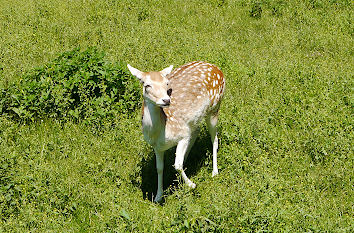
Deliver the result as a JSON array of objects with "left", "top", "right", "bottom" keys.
[{"left": 127, "top": 61, "right": 225, "bottom": 202}]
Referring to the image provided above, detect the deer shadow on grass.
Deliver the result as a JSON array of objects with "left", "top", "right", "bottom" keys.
[{"left": 138, "top": 126, "right": 213, "bottom": 202}]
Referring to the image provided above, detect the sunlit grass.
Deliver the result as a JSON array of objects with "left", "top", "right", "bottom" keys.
[{"left": 0, "top": 0, "right": 352, "bottom": 231}]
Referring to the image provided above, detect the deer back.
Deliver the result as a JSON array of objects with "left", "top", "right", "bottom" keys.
[{"left": 163, "top": 61, "right": 225, "bottom": 136}]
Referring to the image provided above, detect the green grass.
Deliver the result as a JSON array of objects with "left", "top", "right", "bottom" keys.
[{"left": 0, "top": 0, "right": 353, "bottom": 232}]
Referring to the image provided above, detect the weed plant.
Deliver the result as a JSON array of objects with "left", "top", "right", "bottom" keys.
[{"left": 0, "top": 47, "right": 140, "bottom": 125}]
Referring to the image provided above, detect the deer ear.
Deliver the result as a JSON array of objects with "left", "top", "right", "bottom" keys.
[
  {"left": 160, "top": 65, "right": 173, "bottom": 77},
  {"left": 127, "top": 64, "right": 145, "bottom": 82}
]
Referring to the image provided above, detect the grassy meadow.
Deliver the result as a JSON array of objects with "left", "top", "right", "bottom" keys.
[{"left": 0, "top": 0, "right": 353, "bottom": 232}]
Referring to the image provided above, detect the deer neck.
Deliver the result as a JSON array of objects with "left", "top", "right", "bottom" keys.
[{"left": 142, "top": 100, "right": 166, "bottom": 145}]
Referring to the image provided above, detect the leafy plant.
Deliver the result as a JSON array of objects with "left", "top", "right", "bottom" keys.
[
  {"left": 0, "top": 154, "right": 21, "bottom": 220},
  {"left": 0, "top": 47, "right": 141, "bottom": 126}
]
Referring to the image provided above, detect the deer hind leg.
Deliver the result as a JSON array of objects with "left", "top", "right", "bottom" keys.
[
  {"left": 207, "top": 113, "right": 219, "bottom": 177},
  {"left": 154, "top": 150, "right": 164, "bottom": 203},
  {"left": 174, "top": 138, "right": 196, "bottom": 189}
]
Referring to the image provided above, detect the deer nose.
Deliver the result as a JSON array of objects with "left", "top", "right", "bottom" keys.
[
  {"left": 162, "top": 98, "right": 170, "bottom": 105},
  {"left": 167, "top": 88, "right": 172, "bottom": 96}
]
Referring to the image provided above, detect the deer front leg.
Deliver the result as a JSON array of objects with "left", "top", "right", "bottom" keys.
[
  {"left": 154, "top": 150, "right": 164, "bottom": 203},
  {"left": 174, "top": 138, "right": 196, "bottom": 189}
]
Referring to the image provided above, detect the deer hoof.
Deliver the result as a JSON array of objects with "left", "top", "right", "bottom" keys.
[
  {"left": 154, "top": 194, "right": 163, "bottom": 203},
  {"left": 187, "top": 181, "right": 196, "bottom": 189}
]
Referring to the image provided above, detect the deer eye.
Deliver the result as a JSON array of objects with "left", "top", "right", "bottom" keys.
[
  {"left": 144, "top": 84, "right": 152, "bottom": 92},
  {"left": 167, "top": 88, "right": 172, "bottom": 96}
]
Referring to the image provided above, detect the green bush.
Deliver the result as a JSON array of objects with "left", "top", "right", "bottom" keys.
[{"left": 0, "top": 47, "right": 141, "bottom": 125}]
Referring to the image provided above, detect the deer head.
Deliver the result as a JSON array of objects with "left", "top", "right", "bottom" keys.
[{"left": 128, "top": 64, "right": 173, "bottom": 108}]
